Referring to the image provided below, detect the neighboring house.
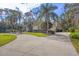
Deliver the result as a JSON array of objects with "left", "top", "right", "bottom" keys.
[
  {"left": 32, "top": 16, "right": 58, "bottom": 32},
  {"left": 50, "top": 21, "right": 57, "bottom": 31}
]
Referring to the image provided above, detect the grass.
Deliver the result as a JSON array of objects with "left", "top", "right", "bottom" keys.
[
  {"left": 0, "top": 34, "right": 16, "bottom": 47},
  {"left": 71, "top": 38, "right": 79, "bottom": 53},
  {"left": 70, "top": 32, "right": 79, "bottom": 53},
  {"left": 23, "top": 32, "right": 48, "bottom": 37},
  {"left": 70, "top": 32, "right": 79, "bottom": 39}
]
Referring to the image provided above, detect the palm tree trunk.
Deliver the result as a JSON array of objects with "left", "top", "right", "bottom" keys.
[
  {"left": 38, "top": 18, "right": 41, "bottom": 32},
  {"left": 18, "top": 16, "right": 20, "bottom": 32},
  {"left": 45, "top": 14, "right": 49, "bottom": 34},
  {"left": 47, "top": 20, "right": 49, "bottom": 34}
]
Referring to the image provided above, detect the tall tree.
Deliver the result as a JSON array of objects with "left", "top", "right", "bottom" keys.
[
  {"left": 5, "top": 9, "right": 22, "bottom": 32},
  {"left": 63, "top": 3, "right": 79, "bottom": 31},
  {"left": 24, "top": 11, "right": 34, "bottom": 32},
  {"left": 38, "top": 3, "right": 58, "bottom": 33}
]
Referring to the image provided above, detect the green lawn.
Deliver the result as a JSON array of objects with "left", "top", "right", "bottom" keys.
[
  {"left": 23, "top": 32, "right": 48, "bottom": 37},
  {"left": 70, "top": 32, "right": 79, "bottom": 53},
  {"left": 0, "top": 34, "right": 16, "bottom": 47}
]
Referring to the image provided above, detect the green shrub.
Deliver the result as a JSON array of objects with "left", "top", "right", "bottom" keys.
[
  {"left": 70, "top": 32, "right": 79, "bottom": 39},
  {"left": 75, "top": 26, "right": 79, "bottom": 32},
  {"left": 68, "top": 27, "right": 75, "bottom": 32},
  {"left": 70, "top": 32, "right": 79, "bottom": 53}
]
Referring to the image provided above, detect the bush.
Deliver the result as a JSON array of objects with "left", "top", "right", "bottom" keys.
[
  {"left": 70, "top": 32, "right": 79, "bottom": 39},
  {"left": 48, "top": 30, "right": 55, "bottom": 34},
  {"left": 75, "top": 26, "right": 79, "bottom": 32},
  {"left": 70, "top": 32, "right": 79, "bottom": 53},
  {"left": 68, "top": 27, "right": 75, "bottom": 32}
]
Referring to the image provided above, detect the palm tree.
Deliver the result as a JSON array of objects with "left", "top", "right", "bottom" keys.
[
  {"left": 24, "top": 11, "right": 34, "bottom": 32},
  {"left": 38, "top": 3, "right": 58, "bottom": 34},
  {"left": 15, "top": 7, "right": 22, "bottom": 28}
]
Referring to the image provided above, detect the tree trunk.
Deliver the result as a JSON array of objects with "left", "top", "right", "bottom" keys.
[
  {"left": 45, "top": 14, "right": 49, "bottom": 34},
  {"left": 46, "top": 20, "right": 49, "bottom": 34}
]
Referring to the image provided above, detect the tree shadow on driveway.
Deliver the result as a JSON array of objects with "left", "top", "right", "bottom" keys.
[{"left": 46, "top": 33, "right": 71, "bottom": 42}]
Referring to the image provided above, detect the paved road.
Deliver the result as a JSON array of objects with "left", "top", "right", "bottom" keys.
[{"left": 0, "top": 32, "right": 78, "bottom": 56}]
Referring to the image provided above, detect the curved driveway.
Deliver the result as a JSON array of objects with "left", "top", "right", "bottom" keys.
[{"left": 0, "top": 32, "right": 78, "bottom": 56}]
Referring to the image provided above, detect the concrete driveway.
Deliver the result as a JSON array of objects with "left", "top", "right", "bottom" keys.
[{"left": 0, "top": 32, "right": 78, "bottom": 56}]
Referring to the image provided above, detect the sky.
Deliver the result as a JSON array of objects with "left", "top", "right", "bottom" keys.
[
  {"left": 0, "top": 3, "right": 41, "bottom": 13},
  {"left": 54, "top": 3, "right": 64, "bottom": 16},
  {"left": 0, "top": 0, "right": 64, "bottom": 16}
]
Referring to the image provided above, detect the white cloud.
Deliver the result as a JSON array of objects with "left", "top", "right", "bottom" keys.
[
  {"left": 0, "top": 3, "right": 17, "bottom": 9},
  {"left": 0, "top": 3, "right": 41, "bottom": 13},
  {"left": 16, "top": 3, "right": 41, "bottom": 13}
]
